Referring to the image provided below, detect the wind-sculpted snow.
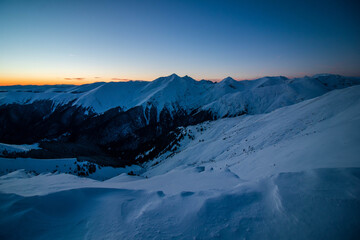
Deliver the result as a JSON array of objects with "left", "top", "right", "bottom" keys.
[{"left": 0, "top": 168, "right": 359, "bottom": 239}]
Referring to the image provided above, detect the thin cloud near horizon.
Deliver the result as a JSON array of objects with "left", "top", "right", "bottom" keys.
[
  {"left": 111, "top": 78, "right": 132, "bottom": 81},
  {"left": 64, "top": 78, "right": 85, "bottom": 81}
]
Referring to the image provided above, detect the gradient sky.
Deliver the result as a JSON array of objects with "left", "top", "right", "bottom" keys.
[{"left": 0, "top": 0, "right": 359, "bottom": 85}]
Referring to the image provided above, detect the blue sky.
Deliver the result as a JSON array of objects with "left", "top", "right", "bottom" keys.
[{"left": 0, "top": 0, "right": 359, "bottom": 84}]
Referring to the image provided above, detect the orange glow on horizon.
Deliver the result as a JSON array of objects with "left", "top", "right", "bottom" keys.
[
  {"left": 0, "top": 74, "right": 275, "bottom": 86},
  {"left": 0, "top": 76, "right": 216, "bottom": 86},
  {"left": 0, "top": 77, "right": 152, "bottom": 86}
]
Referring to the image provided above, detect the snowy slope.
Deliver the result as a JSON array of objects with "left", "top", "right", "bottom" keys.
[
  {"left": 1, "top": 74, "right": 359, "bottom": 117},
  {"left": 0, "top": 85, "right": 359, "bottom": 239},
  {"left": 145, "top": 85, "right": 360, "bottom": 179},
  {"left": 201, "top": 75, "right": 358, "bottom": 116}
]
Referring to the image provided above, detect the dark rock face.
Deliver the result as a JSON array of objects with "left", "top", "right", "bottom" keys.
[
  {"left": 0, "top": 101, "right": 214, "bottom": 167},
  {"left": 0, "top": 100, "right": 94, "bottom": 144}
]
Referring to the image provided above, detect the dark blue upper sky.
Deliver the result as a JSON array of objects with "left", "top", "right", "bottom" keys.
[{"left": 0, "top": 0, "right": 359, "bottom": 84}]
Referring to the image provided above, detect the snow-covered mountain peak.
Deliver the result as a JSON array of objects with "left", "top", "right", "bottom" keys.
[
  {"left": 148, "top": 74, "right": 192, "bottom": 88},
  {"left": 221, "top": 76, "right": 236, "bottom": 82},
  {"left": 169, "top": 73, "right": 180, "bottom": 78},
  {"left": 154, "top": 73, "right": 182, "bottom": 83},
  {"left": 136, "top": 74, "right": 210, "bottom": 112},
  {"left": 210, "top": 77, "right": 244, "bottom": 95},
  {"left": 217, "top": 76, "right": 240, "bottom": 87},
  {"left": 250, "top": 76, "right": 289, "bottom": 89},
  {"left": 312, "top": 73, "right": 341, "bottom": 78}
]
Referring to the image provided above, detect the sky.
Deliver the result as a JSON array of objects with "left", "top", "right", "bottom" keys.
[{"left": 0, "top": 0, "right": 359, "bottom": 85}]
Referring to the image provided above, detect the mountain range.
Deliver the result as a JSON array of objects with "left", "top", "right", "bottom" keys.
[{"left": 0, "top": 73, "right": 359, "bottom": 166}]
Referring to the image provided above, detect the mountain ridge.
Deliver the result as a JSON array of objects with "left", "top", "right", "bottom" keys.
[
  {"left": 1, "top": 73, "right": 359, "bottom": 167},
  {"left": 1, "top": 74, "right": 359, "bottom": 116}
]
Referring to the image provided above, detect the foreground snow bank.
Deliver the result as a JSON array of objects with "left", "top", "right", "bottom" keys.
[{"left": 0, "top": 168, "right": 359, "bottom": 239}]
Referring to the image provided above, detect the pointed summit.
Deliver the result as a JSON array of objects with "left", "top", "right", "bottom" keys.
[
  {"left": 152, "top": 73, "right": 180, "bottom": 85},
  {"left": 158, "top": 73, "right": 197, "bottom": 84},
  {"left": 168, "top": 73, "right": 180, "bottom": 78},
  {"left": 219, "top": 77, "right": 239, "bottom": 86},
  {"left": 159, "top": 73, "right": 180, "bottom": 82},
  {"left": 221, "top": 77, "right": 236, "bottom": 83},
  {"left": 216, "top": 76, "right": 241, "bottom": 90}
]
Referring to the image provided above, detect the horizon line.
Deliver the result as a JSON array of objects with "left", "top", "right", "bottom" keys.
[{"left": 0, "top": 73, "right": 358, "bottom": 87}]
